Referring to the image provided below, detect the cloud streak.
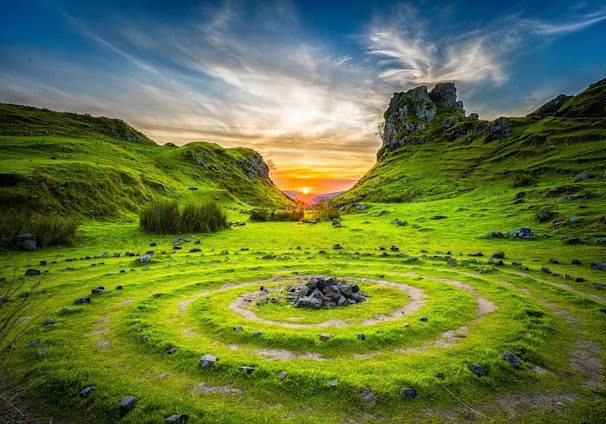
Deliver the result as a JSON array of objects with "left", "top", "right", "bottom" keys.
[{"left": 1, "top": 0, "right": 605, "bottom": 192}]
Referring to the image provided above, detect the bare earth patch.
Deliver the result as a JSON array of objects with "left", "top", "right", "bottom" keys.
[{"left": 190, "top": 382, "right": 242, "bottom": 397}]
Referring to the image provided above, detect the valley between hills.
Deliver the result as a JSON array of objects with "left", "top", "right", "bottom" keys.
[{"left": 1, "top": 78, "right": 605, "bottom": 423}]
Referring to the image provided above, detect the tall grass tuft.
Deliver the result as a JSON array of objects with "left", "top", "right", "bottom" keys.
[
  {"left": 311, "top": 202, "right": 340, "bottom": 221},
  {"left": 139, "top": 200, "right": 228, "bottom": 234},
  {"left": 250, "top": 208, "right": 304, "bottom": 222},
  {"left": 0, "top": 209, "right": 80, "bottom": 248}
]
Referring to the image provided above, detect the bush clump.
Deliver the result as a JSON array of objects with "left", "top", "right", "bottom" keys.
[
  {"left": 312, "top": 202, "right": 340, "bottom": 221},
  {"left": 249, "top": 208, "right": 304, "bottom": 222},
  {"left": 0, "top": 209, "right": 80, "bottom": 248},
  {"left": 139, "top": 200, "right": 228, "bottom": 234}
]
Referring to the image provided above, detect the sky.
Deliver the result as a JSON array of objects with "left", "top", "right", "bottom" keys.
[{"left": 1, "top": 1, "right": 606, "bottom": 193}]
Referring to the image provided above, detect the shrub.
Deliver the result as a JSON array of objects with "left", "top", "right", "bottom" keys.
[
  {"left": 311, "top": 202, "right": 340, "bottom": 221},
  {"left": 139, "top": 200, "right": 227, "bottom": 234},
  {"left": 249, "top": 208, "right": 304, "bottom": 222},
  {"left": 0, "top": 209, "right": 80, "bottom": 248},
  {"left": 139, "top": 201, "right": 179, "bottom": 233}
]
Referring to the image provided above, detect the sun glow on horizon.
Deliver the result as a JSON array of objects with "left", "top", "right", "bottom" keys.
[{"left": 301, "top": 187, "right": 311, "bottom": 195}]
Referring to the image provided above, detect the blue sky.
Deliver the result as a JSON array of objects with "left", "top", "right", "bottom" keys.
[{"left": 1, "top": 0, "right": 605, "bottom": 192}]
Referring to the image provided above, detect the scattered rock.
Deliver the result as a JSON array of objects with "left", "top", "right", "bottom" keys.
[
  {"left": 74, "top": 297, "right": 91, "bottom": 305},
  {"left": 571, "top": 259, "right": 582, "bottom": 265},
  {"left": 467, "top": 363, "right": 487, "bottom": 377},
  {"left": 319, "top": 333, "right": 331, "bottom": 342},
  {"left": 486, "top": 231, "right": 504, "bottom": 238},
  {"left": 399, "top": 387, "right": 417, "bottom": 399},
  {"left": 591, "top": 262, "right": 606, "bottom": 271},
  {"left": 25, "top": 269, "right": 41, "bottom": 277},
  {"left": 199, "top": 354, "right": 218, "bottom": 369},
  {"left": 164, "top": 414, "right": 189, "bottom": 424},
  {"left": 239, "top": 366, "right": 254, "bottom": 374},
  {"left": 279, "top": 371, "right": 287, "bottom": 380},
  {"left": 119, "top": 396, "right": 137, "bottom": 418},
  {"left": 329, "top": 379, "right": 339, "bottom": 388},
  {"left": 17, "top": 291, "right": 29, "bottom": 298},
  {"left": 469, "top": 252, "right": 484, "bottom": 257},
  {"left": 79, "top": 386, "right": 96, "bottom": 398},
  {"left": 564, "top": 236, "right": 583, "bottom": 245},
  {"left": 43, "top": 319, "right": 55, "bottom": 325},
  {"left": 135, "top": 254, "right": 152, "bottom": 262},
  {"left": 360, "top": 388, "right": 375, "bottom": 405},
  {"left": 501, "top": 352, "right": 521, "bottom": 369},
  {"left": 357, "top": 334, "right": 366, "bottom": 341},
  {"left": 91, "top": 287, "right": 105, "bottom": 295},
  {"left": 17, "top": 233, "right": 36, "bottom": 251},
  {"left": 492, "top": 251, "right": 505, "bottom": 259},
  {"left": 419, "top": 316, "right": 428, "bottom": 322},
  {"left": 166, "top": 347, "right": 178, "bottom": 354}
]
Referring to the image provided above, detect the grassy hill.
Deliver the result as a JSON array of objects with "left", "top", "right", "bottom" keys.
[
  {"left": 337, "top": 78, "right": 606, "bottom": 241},
  {"left": 0, "top": 104, "right": 291, "bottom": 219}
]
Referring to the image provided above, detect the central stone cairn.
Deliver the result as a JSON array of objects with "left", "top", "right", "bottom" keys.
[{"left": 284, "top": 276, "right": 368, "bottom": 309}]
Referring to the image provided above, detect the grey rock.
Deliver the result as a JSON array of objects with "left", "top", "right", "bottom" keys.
[
  {"left": 591, "top": 262, "right": 606, "bottom": 271},
  {"left": 360, "top": 388, "right": 375, "bottom": 405},
  {"left": 119, "top": 396, "right": 137, "bottom": 417},
  {"left": 419, "top": 316, "right": 428, "bottom": 322},
  {"left": 357, "top": 334, "right": 366, "bottom": 341},
  {"left": 279, "top": 371, "right": 288, "bottom": 380},
  {"left": 43, "top": 319, "right": 55, "bottom": 325},
  {"left": 467, "top": 363, "right": 487, "bottom": 377},
  {"left": 135, "top": 254, "right": 152, "bottom": 262},
  {"left": 239, "top": 366, "right": 254, "bottom": 374},
  {"left": 79, "top": 386, "right": 96, "bottom": 398},
  {"left": 25, "top": 269, "right": 41, "bottom": 277},
  {"left": 329, "top": 379, "right": 339, "bottom": 388},
  {"left": 234, "top": 326, "right": 243, "bottom": 332},
  {"left": 17, "top": 233, "right": 36, "bottom": 251},
  {"left": 199, "top": 354, "right": 218, "bottom": 369},
  {"left": 91, "top": 287, "right": 105, "bottom": 295},
  {"left": 492, "top": 251, "right": 505, "bottom": 259},
  {"left": 164, "top": 414, "right": 189, "bottom": 424},
  {"left": 501, "top": 352, "right": 521, "bottom": 368},
  {"left": 74, "top": 297, "right": 91, "bottom": 305},
  {"left": 166, "top": 347, "right": 178, "bottom": 354},
  {"left": 37, "top": 348, "right": 49, "bottom": 355},
  {"left": 399, "top": 387, "right": 417, "bottom": 399},
  {"left": 17, "top": 291, "right": 29, "bottom": 298}
]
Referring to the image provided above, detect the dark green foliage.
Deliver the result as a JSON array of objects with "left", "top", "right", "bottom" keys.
[
  {"left": 139, "top": 201, "right": 180, "bottom": 233},
  {"left": 250, "top": 208, "right": 304, "bottom": 222},
  {"left": 312, "top": 202, "right": 340, "bottom": 221},
  {"left": 180, "top": 201, "right": 228, "bottom": 233},
  {"left": 139, "top": 200, "right": 227, "bottom": 234},
  {"left": 0, "top": 209, "right": 80, "bottom": 248}
]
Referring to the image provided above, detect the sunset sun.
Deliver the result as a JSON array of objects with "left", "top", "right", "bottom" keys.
[{"left": 301, "top": 187, "right": 311, "bottom": 195}]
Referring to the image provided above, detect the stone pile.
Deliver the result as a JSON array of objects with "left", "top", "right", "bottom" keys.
[{"left": 285, "top": 276, "right": 367, "bottom": 309}]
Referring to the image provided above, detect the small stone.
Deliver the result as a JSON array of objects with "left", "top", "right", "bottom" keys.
[
  {"left": 199, "top": 354, "right": 218, "bottom": 369},
  {"left": 329, "top": 379, "right": 338, "bottom": 388},
  {"left": 492, "top": 251, "right": 505, "bottom": 259},
  {"left": 501, "top": 352, "right": 521, "bottom": 369},
  {"left": 28, "top": 339, "right": 42, "bottom": 347},
  {"left": 164, "top": 414, "right": 189, "bottom": 424},
  {"left": 419, "top": 316, "right": 428, "bottom": 322},
  {"left": 79, "top": 386, "right": 96, "bottom": 398},
  {"left": 591, "top": 262, "right": 606, "bottom": 271},
  {"left": 571, "top": 259, "right": 582, "bottom": 265},
  {"left": 43, "top": 319, "right": 56, "bottom": 325},
  {"left": 319, "top": 333, "right": 331, "bottom": 342},
  {"left": 279, "top": 371, "right": 287, "bottom": 381},
  {"left": 357, "top": 334, "right": 366, "bottom": 341},
  {"left": 25, "top": 269, "right": 41, "bottom": 277},
  {"left": 239, "top": 366, "right": 254, "bottom": 374},
  {"left": 74, "top": 297, "right": 91, "bottom": 305},
  {"left": 166, "top": 347, "right": 178, "bottom": 354},
  {"left": 37, "top": 348, "right": 49, "bottom": 355},
  {"left": 253, "top": 331, "right": 263, "bottom": 337},
  {"left": 360, "top": 388, "right": 375, "bottom": 405},
  {"left": 467, "top": 363, "right": 487, "bottom": 377},
  {"left": 119, "top": 396, "right": 137, "bottom": 417},
  {"left": 17, "top": 291, "right": 29, "bottom": 298},
  {"left": 91, "top": 287, "right": 105, "bottom": 295},
  {"left": 234, "top": 326, "right": 243, "bottom": 332},
  {"left": 399, "top": 387, "right": 417, "bottom": 399}
]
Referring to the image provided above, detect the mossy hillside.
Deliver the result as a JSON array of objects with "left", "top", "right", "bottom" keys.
[{"left": 0, "top": 104, "right": 291, "bottom": 218}]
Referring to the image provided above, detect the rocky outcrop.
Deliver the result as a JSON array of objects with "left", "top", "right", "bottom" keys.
[
  {"left": 528, "top": 94, "right": 573, "bottom": 119},
  {"left": 234, "top": 153, "right": 270, "bottom": 183},
  {"left": 378, "top": 82, "right": 466, "bottom": 159}
]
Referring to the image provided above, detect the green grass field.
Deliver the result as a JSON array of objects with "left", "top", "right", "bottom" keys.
[
  {"left": 1, "top": 92, "right": 606, "bottom": 423},
  {"left": 2, "top": 196, "right": 605, "bottom": 423}
]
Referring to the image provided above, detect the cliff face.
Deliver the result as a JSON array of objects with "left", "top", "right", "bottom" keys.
[{"left": 379, "top": 82, "right": 466, "bottom": 159}]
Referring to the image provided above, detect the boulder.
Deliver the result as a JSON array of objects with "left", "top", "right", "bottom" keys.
[
  {"left": 79, "top": 386, "right": 96, "bottom": 398},
  {"left": 74, "top": 297, "right": 91, "bottom": 305},
  {"left": 25, "top": 269, "right": 41, "bottom": 277},
  {"left": 239, "top": 366, "right": 254, "bottom": 374},
  {"left": 467, "top": 363, "right": 487, "bottom": 377},
  {"left": 119, "top": 396, "right": 137, "bottom": 418},
  {"left": 17, "top": 233, "right": 36, "bottom": 251}
]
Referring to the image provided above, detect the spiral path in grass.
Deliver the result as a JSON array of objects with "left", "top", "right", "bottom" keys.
[{"left": 7, "top": 247, "right": 606, "bottom": 423}]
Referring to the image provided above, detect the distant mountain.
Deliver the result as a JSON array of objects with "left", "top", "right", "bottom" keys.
[
  {"left": 283, "top": 190, "right": 342, "bottom": 204},
  {"left": 0, "top": 103, "right": 292, "bottom": 217}
]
